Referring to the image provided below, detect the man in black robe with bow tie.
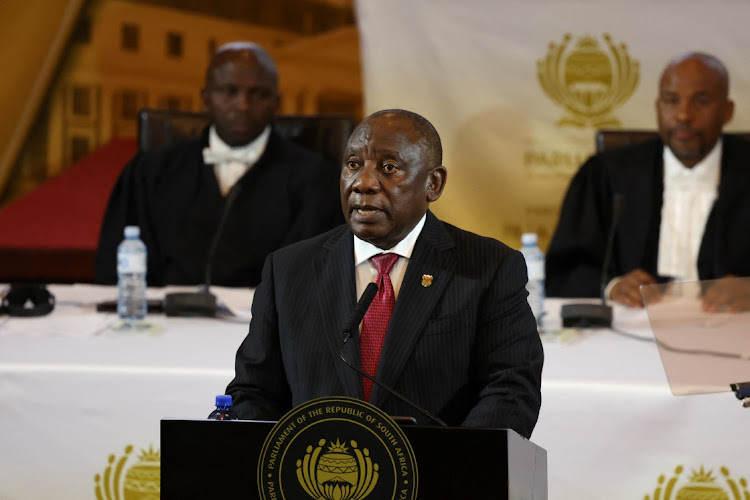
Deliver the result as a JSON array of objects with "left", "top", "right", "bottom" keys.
[{"left": 95, "top": 42, "right": 343, "bottom": 287}]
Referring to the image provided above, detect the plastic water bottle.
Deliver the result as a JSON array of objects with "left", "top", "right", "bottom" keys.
[
  {"left": 117, "top": 225, "right": 147, "bottom": 326},
  {"left": 520, "top": 233, "right": 545, "bottom": 327},
  {"left": 208, "top": 395, "right": 237, "bottom": 420}
]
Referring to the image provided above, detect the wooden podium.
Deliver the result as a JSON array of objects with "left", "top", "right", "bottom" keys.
[{"left": 161, "top": 419, "right": 547, "bottom": 499}]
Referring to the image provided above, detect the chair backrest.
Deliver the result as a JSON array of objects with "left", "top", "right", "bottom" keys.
[
  {"left": 596, "top": 129, "right": 750, "bottom": 153},
  {"left": 595, "top": 129, "right": 658, "bottom": 153},
  {"left": 137, "top": 108, "right": 356, "bottom": 166}
]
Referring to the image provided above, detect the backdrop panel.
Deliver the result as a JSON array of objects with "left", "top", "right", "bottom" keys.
[{"left": 356, "top": 0, "right": 750, "bottom": 250}]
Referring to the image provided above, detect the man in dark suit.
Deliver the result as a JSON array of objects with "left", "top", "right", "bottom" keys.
[
  {"left": 546, "top": 52, "right": 750, "bottom": 307},
  {"left": 95, "top": 42, "right": 342, "bottom": 287},
  {"left": 227, "top": 109, "right": 544, "bottom": 438}
]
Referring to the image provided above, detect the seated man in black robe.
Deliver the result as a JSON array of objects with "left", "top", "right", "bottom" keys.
[
  {"left": 95, "top": 42, "right": 344, "bottom": 287},
  {"left": 546, "top": 52, "right": 750, "bottom": 307}
]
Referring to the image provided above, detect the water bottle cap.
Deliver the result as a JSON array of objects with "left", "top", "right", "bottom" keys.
[
  {"left": 521, "top": 233, "right": 538, "bottom": 246},
  {"left": 216, "top": 394, "right": 232, "bottom": 407},
  {"left": 124, "top": 226, "right": 140, "bottom": 238}
]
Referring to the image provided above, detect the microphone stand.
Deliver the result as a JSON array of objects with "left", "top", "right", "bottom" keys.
[
  {"left": 163, "top": 183, "right": 243, "bottom": 317},
  {"left": 339, "top": 337, "right": 448, "bottom": 427},
  {"left": 339, "top": 283, "right": 448, "bottom": 426},
  {"left": 560, "top": 194, "right": 624, "bottom": 328}
]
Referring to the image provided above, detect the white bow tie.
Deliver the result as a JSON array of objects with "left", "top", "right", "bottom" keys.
[{"left": 202, "top": 148, "right": 258, "bottom": 166}]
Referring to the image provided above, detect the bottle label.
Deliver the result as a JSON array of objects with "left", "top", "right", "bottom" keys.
[
  {"left": 526, "top": 260, "right": 545, "bottom": 281},
  {"left": 117, "top": 253, "right": 146, "bottom": 273}
]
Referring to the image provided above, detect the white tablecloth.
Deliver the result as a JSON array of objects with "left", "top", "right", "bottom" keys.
[
  {"left": 535, "top": 300, "right": 749, "bottom": 499},
  {"left": 0, "top": 287, "right": 747, "bottom": 499},
  {"left": 0, "top": 285, "right": 252, "bottom": 500}
]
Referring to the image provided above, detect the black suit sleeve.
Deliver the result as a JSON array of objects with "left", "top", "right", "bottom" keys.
[
  {"left": 462, "top": 250, "right": 544, "bottom": 438},
  {"left": 226, "top": 253, "right": 292, "bottom": 420}
]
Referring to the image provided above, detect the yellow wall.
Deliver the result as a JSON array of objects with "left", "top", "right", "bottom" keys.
[{"left": 0, "top": 0, "right": 84, "bottom": 197}]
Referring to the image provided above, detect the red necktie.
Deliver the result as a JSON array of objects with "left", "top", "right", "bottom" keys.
[{"left": 360, "top": 253, "right": 399, "bottom": 402}]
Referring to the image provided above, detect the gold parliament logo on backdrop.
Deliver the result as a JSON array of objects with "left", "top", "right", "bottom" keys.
[
  {"left": 94, "top": 444, "right": 160, "bottom": 500},
  {"left": 644, "top": 464, "right": 749, "bottom": 500},
  {"left": 258, "top": 396, "right": 418, "bottom": 500},
  {"left": 537, "top": 33, "right": 640, "bottom": 128}
]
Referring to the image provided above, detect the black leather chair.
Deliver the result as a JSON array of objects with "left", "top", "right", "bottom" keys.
[
  {"left": 595, "top": 129, "right": 750, "bottom": 153},
  {"left": 137, "top": 108, "right": 356, "bottom": 166}
]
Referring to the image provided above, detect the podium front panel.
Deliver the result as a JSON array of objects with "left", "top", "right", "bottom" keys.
[{"left": 161, "top": 419, "right": 547, "bottom": 499}]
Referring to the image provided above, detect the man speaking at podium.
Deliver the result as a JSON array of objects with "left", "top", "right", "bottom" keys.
[{"left": 226, "top": 109, "right": 544, "bottom": 438}]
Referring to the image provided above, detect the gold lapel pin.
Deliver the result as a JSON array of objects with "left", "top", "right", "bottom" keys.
[{"left": 421, "top": 274, "right": 433, "bottom": 287}]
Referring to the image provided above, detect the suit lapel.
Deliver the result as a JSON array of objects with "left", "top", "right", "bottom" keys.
[
  {"left": 312, "top": 228, "right": 363, "bottom": 399},
  {"left": 370, "top": 212, "right": 456, "bottom": 406}
]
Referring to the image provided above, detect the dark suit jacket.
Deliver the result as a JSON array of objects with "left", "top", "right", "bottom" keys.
[
  {"left": 546, "top": 135, "right": 750, "bottom": 298},
  {"left": 95, "top": 126, "right": 343, "bottom": 287},
  {"left": 226, "top": 211, "right": 544, "bottom": 438}
]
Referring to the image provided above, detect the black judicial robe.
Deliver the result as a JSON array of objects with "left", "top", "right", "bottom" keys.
[
  {"left": 545, "top": 135, "right": 750, "bottom": 298},
  {"left": 95, "top": 127, "right": 344, "bottom": 287}
]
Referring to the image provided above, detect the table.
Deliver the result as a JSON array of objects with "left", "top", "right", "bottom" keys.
[
  {"left": 0, "top": 288, "right": 747, "bottom": 499},
  {"left": 0, "top": 284, "right": 252, "bottom": 500},
  {"left": 535, "top": 300, "right": 749, "bottom": 499}
]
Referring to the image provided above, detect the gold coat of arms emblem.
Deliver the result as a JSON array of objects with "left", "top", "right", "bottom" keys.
[
  {"left": 537, "top": 33, "right": 640, "bottom": 128},
  {"left": 95, "top": 444, "right": 160, "bottom": 500},
  {"left": 644, "top": 464, "right": 749, "bottom": 500}
]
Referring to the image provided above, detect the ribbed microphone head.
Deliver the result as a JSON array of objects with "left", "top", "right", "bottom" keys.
[{"left": 343, "top": 282, "right": 379, "bottom": 337}]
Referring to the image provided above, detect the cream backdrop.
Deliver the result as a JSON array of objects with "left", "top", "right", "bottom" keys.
[{"left": 356, "top": 0, "right": 750, "bottom": 251}]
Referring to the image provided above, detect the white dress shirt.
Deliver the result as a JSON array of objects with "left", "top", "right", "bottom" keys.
[
  {"left": 203, "top": 125, "right": 271, "bottom": 196},
  {"left": 657, "top": 139, "right": 721, "bottom": 281},
  {"left": 353, "top": 214, "right": 427, "bottom": 301},
  {"left": 605, "top": 140, "right": 721, "bottom": 299}
]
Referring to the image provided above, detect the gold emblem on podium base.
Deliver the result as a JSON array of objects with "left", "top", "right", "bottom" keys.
[{"left": 258, "top": 396, "right": 418, "bottom": 500}]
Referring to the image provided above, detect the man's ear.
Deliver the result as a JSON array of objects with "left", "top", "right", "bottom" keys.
[
  {"left": 426, "top": 166, "right": 447, "bottom": 202},
  {"left": 724, "top": 99, "right": 735, "bottom": 125}
]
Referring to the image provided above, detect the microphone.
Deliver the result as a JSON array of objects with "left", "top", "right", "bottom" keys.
[
  {"left": 340, "top": 283, "right": 448, "bottom": 427},
  {"left": 560, "top": 193, "right": 624, "bottom": 328},
  {"left": 163, "top": 182, "right": 243, "bottom": 316},
  {"left": 342, "top": 282, "right": 379, "bottom": 342}
]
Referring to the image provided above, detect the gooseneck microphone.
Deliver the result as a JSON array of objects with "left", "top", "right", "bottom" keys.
[
  {"left": 560, "top": 193, "right": 625, "bottom": 328},
  {"left": 339, "top": 283, "right": 448, "bottom": 427},
  {"left": 163, "top": 183, "right": 243, "bottom": 316},
  {"left": 342, "top": 282, "right": 379, "bottom": 342}
]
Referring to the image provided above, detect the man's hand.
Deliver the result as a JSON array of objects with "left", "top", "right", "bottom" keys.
[
  {"left": 701, "top": 275, "right": 750, "bottom": 312},
  {"left": 609, "top": 269, "right": 657, "bottom": 308}
]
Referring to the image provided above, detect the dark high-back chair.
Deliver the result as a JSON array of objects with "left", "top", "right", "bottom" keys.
[
  {"left": 595, "top": 129, "right": 750, "bottom": 153},
  {"left": 595, "top": 129, "right": 658, "bottom": 153},
  {"left": 137, "top": 108, "right": 356, "bottom": 166}
]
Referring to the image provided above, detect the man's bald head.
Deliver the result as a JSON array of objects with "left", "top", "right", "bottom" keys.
[
  {"left": 362, "top": 109, "right": 443, "bottom": 169},
  {"left": 659, "top": 52, "right": 729, "bottom": 98},
  {"left": 201, "top": 41, "right": 280, "bottom": 147},
  {"left": 205, "top": 42, "right": 278, "bottom": 88},
  {"left": 656, "top": 51, "right": 734, "bottom": 168}
]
